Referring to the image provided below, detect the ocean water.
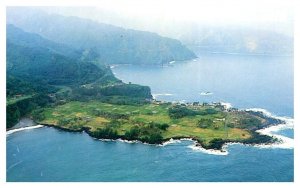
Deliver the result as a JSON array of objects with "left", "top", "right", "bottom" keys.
[
  {"left": 6, "top": 127, "right": 294, "bottom": 182},
  {"left": 6, "top": 54, "right": 294, "bottom": 182},
  {"left": 113, "top": 54, "right": 294, "bottom": 117}
]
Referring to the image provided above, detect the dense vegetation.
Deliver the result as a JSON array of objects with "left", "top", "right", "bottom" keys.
[
  {"left": 6, "top": 76, "right": 57, "bottom": 97},
  {"left": 6, "top": 25, "right": 116, "bottom": 85},
  {"left": 7, "top": 93, "right": 52, "bottom": 128},
  {"left": 6, "top": 24, "right": 153, "bottom": 128},
  {"left": 6, "top": 75, "right": 59, "bottom": 128},
  {"left": 168, "top": 105, "right": 218, "bottom": 119},
  {"left": 7, "top": 24, "right": 80, "bottom": 59},
  {"left": 7, "top": 8, "right": 196, "bottom": 65},
  {"left": 38, "top": 101, "right": 278, "bottom": 150},
  {"left": 6, "top": 9, "right": 280, "bottom": 151}
]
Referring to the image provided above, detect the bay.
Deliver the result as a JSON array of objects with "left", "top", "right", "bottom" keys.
[
  {"left": 113, "top": 54, "right": 293, "bottom": 117},
  {"left": 7, "top": 53, "right": 294, "bottom": 182}
]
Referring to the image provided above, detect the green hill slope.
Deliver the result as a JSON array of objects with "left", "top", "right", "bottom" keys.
[{"left": 7, "top": 7, "right": 196, "bottom": 65}]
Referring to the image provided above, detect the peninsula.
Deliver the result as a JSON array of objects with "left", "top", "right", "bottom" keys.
[
  {"left": 37, "top": 100, "right": 282, "bottom": 151},
  {"left": 6, "top": 14, "right": 283, "bottom": 151}
]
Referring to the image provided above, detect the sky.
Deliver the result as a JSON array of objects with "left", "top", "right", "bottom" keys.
[{"left": 37, "top": 0, "right": 294, "bottom": 37}]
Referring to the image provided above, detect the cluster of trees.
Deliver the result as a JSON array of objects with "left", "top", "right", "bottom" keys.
[
  {"left": 124, "top": 126, "right": 140, "bottom": 140},
  {"left": 93, "top": 109, "right": 130, "bottom": 120},
  {"left": 98, "top": 96, "right": 151, "bottom": 105},
  {"left": 140, "top": 132, "right": 164, "bottom": 144},
  {"left": 148, "top": 122, "right": 169, "bottom": 130},
  {"left": 238, "top": 117, "right": 262, "bottom": 130},
  {"left": 123, "top": 126, "right": 164, "bottom": 144},
  {"left": 198, "top": 118, "right": 213, "bottom": 129},
  {"left": 204, "top": 108, "right": 218, "bottom": 115},
  {"left": 168, "top": 105, "right": 218, "bottom": 119},
  {"left": 57, "top": 116, "right": 90, "bottom": 129},
  {"left": 168, "top": 105, "right": 198, "bottom": 119},
  {"left": 6, "top": 94, "right": 52, "bottom": 128},
  {"left": 200, "top": 131, "right": 276, "bottom": 150},
  {"left": 6, "top": 105, "right": 21, "bottom": 129},
  {"left": 91, "top": 126, "right": 119, "bottom": 139},
  {"left": 99, "top": 84, "right": 152, "bottom": 99},
  {"left": 71, "top": 83, "right": 152, "bottom": 104},
  {"left": 243, "top": 132, "right": 275, "bottom": 145},
  {"left": 31, "top": 108, "right": 46, "bottom": 122},
  {"left": 123, "top": 122, "right": 169, "bottom": 144},
  {"left": 203, "top": 138, "right": 228, "bottom": 150},
  {"left": 248, "top": 111, "right": 283, "bottom": 126},
  {"left": 7, "top": 76, "right": 58, "bottom": 98},
  {"left": 7, "top": 76, "right": 36, "bottom": 97}
]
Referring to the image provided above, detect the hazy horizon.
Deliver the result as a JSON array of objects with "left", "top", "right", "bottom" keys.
[
  {"left": 5, "top": 1, "right": 294, "bottom": 183},
  {"left": 7, "top": 3, "right": 294, "bottom": 55},
  {"left": 14, "top": 0, "right": 293, "bottom": 39}
]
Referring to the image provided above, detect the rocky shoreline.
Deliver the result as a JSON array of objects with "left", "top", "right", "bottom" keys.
[
  {"left": 7, "top": 104, "right": 290, "bottom": 152},
  {"left": 40, "top": 118, "right": 281, "bottom": 152}
]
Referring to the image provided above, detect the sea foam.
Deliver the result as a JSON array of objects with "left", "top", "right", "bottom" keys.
[
  {"left": 187, "top": 108, "right": 294, "bottom": 155},
  {"left": 6, "top": 125, "right": 44, "bottom": 136},
  {"left": 160, "top": 138, "right": 182, "bottom": 146},
  {"left": 188, "top": 144, "right": 229, "bottom": 155},
  {"left": 246, "top": 108, "right": 294, "bottom": 149},
  {"left": 220, "top": 102, "right": 232, "bottom": 109}
]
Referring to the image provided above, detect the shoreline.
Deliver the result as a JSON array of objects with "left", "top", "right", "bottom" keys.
[
  {"left": 6, "top": 125, "right": 44, "bottom": 135},
  {"left": 36, "top": 116, "right": 295, "bottom": 155},
  {"left": 6, "top": 118, "right": 293, "bottom": 155},
  {"left": 6, "top": 104, "right": 294, "bottom": 155}
]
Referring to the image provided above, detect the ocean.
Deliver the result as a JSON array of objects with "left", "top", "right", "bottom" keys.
[{"left": 6, "top": 53, "right": 294, "bottom": 182}]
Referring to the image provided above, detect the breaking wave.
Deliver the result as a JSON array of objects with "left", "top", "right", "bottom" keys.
[
  {"left": 187, "top": 108, "right": 294, "bottom": 155},
  {"left": 6, "top": 125, "right": 44, "bottom": 136}
]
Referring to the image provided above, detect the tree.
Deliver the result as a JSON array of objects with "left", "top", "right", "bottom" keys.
[
  {"left": 124, "top": 126, "right": 140, "bottom": 140},
  {"left": 58, "top": 118, "right": 70, "bottom": 126},
  {"left": 149, "top": 122, "right": 169, "bottom": 130},
  {"left": 148, "top": 132, "right": 163, "bottom": 144},
  {"left": 168, "top": 105, "right": 197, "bottom": 119},
  {"left": 198, "top": 119, "right": 213, "bottom": 128},
  {"left": 92, "top": 126, "right": 118, "bottom": 139},
  {"left": 32, "top": 109, "right": 45, "bottom": 121}
]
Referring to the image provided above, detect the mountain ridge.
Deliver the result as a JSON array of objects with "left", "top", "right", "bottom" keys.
[{"left": 7, "top": 7, "right": 197, "bottom": 65}]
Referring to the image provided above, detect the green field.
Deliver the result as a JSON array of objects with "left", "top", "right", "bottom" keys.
[
  {"left": 37, "top": 100, "right": 275, "bottom": 149},
  {"left": 7, "top": 95, "right": 34, "bottom": 105}
]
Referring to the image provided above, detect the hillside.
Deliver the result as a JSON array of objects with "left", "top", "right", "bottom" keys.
[
  {"left": 7, "top": 7, "right": 196, "bottom": 65},
  {"left": 7, "top": 25, "right": 117, "bottom": 86},
  {"left": 6, "top": 25, "right": 152, "bottom": 128}
]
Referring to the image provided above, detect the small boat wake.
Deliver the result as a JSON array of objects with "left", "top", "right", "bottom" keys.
[
  {"left": 6, "top": 160, "right": 23, "bottom": 172},
  {"left": 200, "top": 92, "right": 213, "bottom": 96},
  {"left": 152, "top": 93, "right": 174, "bottom": 99}
]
